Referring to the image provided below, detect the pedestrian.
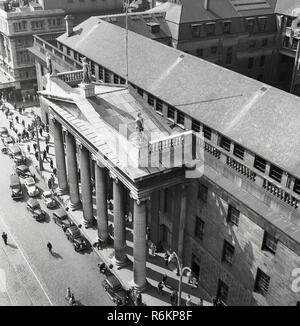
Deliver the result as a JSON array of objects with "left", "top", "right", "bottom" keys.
[
  {"left": 53, "top": 167, "right": 57, "bottom": 176},
  {"left": 198, "top": 298, "right": 203, "bottom": 306},
  {"left": 14, "top": 103, "right": 17, "bottom": 110},
  {"left": 43, "top": 149, "right": 47, "bottom": 162},
  {"left": 162, "top": 273, "right": 167, "bottom": 285},
  {"left": 39, "top": 127, "right": 43, "bottom": 137},
  {"left": 15, "top": 115, "right": 19, "bottom": 124},
  {"left": 146, "top": 226, "right": 150, "bottom": 241},
  {"left": 1, "top": 232, "right": 8, "bottom": 245},
  {"left": 136, "top": 292, "right": 142, "bottom": 306},
  {"left": 49, "top": 158, "right": 54, "bottom": 169},
  {"left": 33, "top": 143, "right": 37, "bottom": 151},
  {"left": 150, "top": 242, "right": 156, "bottom": 256},
  {"left": 187, "top": 270, "right": 193, "bottom": 284},
  {"left": 47, "top": 241, "right": 52, "bottom": 253},
  {"left": 9, "top": 120, "right": 12, "bottom": 129},
  {"left": 192, "top": 276, "right": 199, "bottom": 288},
  {"left": 158, "top": 281, "right": 164, "bottom": 295},
  {"left": 35, "top": 151, "right": 39, "bottom": 161},
  {"left": 46, "top": 144, "right": 49, "bottom": 154},
  {"left": 65, "top": 287, "right": 71, "bottom": 301},
  {"left": 170, "top": 290, "right": 177, "bottom": 306},
  {"left": 21, "top": 119, "right": 25, "bottom": 127},
  {"left": 164, "top": 252, "right": 170, "bottom": 267},
  {"left": 18, "top": 107, "right": 22, "bottom": 115},
  {"left": 186, "top": 294, "right": 192, "bottom": 306},
  {"left": 69, "top": 293, "right": 75, "bottom": 306},
  {"left": 27, "top": 144, "right": 30, "bottom": 153}
]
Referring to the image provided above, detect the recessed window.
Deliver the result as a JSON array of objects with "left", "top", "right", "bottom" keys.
[
  {"left": 260, "top": 56, "right": 266, "bottom": 67},
  {"left": 203, "top": 125, "right": 212, "bottom": 140},
  {"left": 113, "top": 74, "right": 119, "bottom": 84},
  {"left": 211, "top": 46, "right": 217, "bottom": 55},
  {"left": 226, "top": 47, "right": 232, "bottom": 65},
  {"left": 148, "top": 94, "right": 154, "bottom": 106},
  {"left": 262, "top": 231, "right": 278, "bottom": 254},
  {"left": 156, "top": 99, "right": 163, "bottom": 113},
  {"left": 196, "top": 48, "right": 203, "bottom": 57},
  {"left": 98, "top": 66, "right": 104, "bottom": 81},
  {"left": 254, "top": 155, "right": 266, "bottom": 173},
  {"left": 198, "top": 184, "right": 208, "bottom": 202},
  {"left": 233, "top": 144, "right": 244, "bottom": 160},
  {"left": 90, "top": 61, "right": 95, "bottom": 76},
  {"left": 194, "top": 216, "right": 205, "bottom": 241},
  {"left": 177, "top": 111, "right": 185, "bottom": 126},
  {"left": 137, "top": 88, "right": 143, "bottom": 96},
  {"left": 104, "top": 70, "right": 110, "bottom": 83},
  {"left": 206, "top": 23, "right": 215, "bottom": 36},
  {"left": 120, "top": 77, "right": 126, "bottom": 84},
  {"left": 217, "top": 280, "right": 229, "bottom": 304},
  {"left": 227, "top": 205, "right": 240, "bottom": 226},
  {"left": 258, "top": 16, "right": 267, "bottom": 31},
  {"left": 220, "top": 136, "right": 231, "bottom": 151},
  {"left": 254, "top": 268, "right": 270, "bottom": 296},
  {"left": 223, "top": 21, "right": 231, "bottom": 34},
  {"left": 191, "top": 24, "right": 201, "bottom": 38},
  {"left": 245, "top": 18, "right": 255, "bottom": 33},
  {"left": 248, "top": 57, "right": 254, "bottom": 70},
  {"left": 192, "top": 119, "right": 200, "bottom": 132},
  {"left": 167, "top": 106, "right": 175, "bottom": 120},
  {"left": 222, "top": 240, "right": 235, "bottom": 266},
  {"left": 293, "top": 178, "right": 300, "bottom": 195},
  {"left": 269, "top": 164, "right": 283, "bottom": 183}
]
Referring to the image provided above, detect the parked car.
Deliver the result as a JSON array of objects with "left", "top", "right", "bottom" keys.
[
  {"left": 24, "top": 177, "right": 39, "bottom": 197},
  {"left": 9, "top": 174, "right": 23, "bottom": 200},
  {"left": 3, "top": 136, "right": 14, "bottom": 146},
  {"left": 66, "top": 225, "right": 81, "bottom": 241},
  {"left": 15, "top": 165, "right": 32, "bottom": 178},
  {"left": 52, "top": 209, "right": 73, "bottom": 228},
  {"left": 102, "top": 275, "right": 131, "bottom": 306},
  {"left": 72, "top": 236, "right": 89, "bottom": 252},
  {"left": 9, "top": 145, "right": 26, "bottom": 165},
  {"left": 0, "top": 127, "right": 8, "bottom": 138},
  {"left": 26, "top": 198, "right": 45, "bottom": 221},
  {"left": 41, "top": 191, "right": 56, "bottom": 209}
]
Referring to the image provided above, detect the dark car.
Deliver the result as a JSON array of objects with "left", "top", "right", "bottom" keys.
[
  {"left": 65, "top": 225, "right": 81, "bottom": 241},
  {"left": 102, "top": 275, "right": 131, "bottom": 306},
  {"left": 0, "top": 127, "right": 8, "bottom": 138},
  {"left": 15, "top": 164, "right": 32, "bottom": 178},
  {"left": 52, "top": 209, "right": 73, "bottom": 228},
  {"left": 72, "top": 236, "right": 89, "bottom": 252},
  {"left": 9, "top": 174, "right": 23, "bottom": 200},
  {"left": 26, "top": 198, "right": 45, "bottom": 221}
]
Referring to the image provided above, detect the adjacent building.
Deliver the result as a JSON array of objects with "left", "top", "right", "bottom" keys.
[{"left": 30, "top": 16, "right": 300, "bottom": 306}]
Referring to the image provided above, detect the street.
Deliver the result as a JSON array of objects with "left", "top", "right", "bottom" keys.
[{"left": 0, "top": 103, "right": 113, "bottom": 306}]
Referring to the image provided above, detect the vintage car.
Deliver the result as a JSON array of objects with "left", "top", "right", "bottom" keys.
[
  {"left": 102, "top": 275, "right": 131, "bottom": 306},
  {"left": 72, "top": 236, "right": 89, "bottom": 252},
  {"left": 24, "top": 177, "right": 39, "bottom": 197},
  {"left": 9, "top": 145, "right": 26, "bottom": 165},
  {"left": 65, "top": 225, "right": 81, "bottom": 241},
  {"left": 9, "top": 174, "right": 23, "bottom": 200},
  {"left": 26, "top": 198, "right": 45, "bottom": 221},
  {"left": 52, "top": 209, "right": 73, "bottom": 228},
  {"left": 41, "top": 191, "right": 57, "bottom": 209},
  {"left": 0, "top": 127, "right": 8, "bottom": 138},
  {"left": 3, "top": 136, "right": 14, "bottom": 146},
  {"left": 15, "top": 164, "right": 32, "bottom": 178}
]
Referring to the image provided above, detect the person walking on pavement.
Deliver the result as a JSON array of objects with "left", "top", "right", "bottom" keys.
[
  {"left": 39, "top": 127, "right": 43, "bottom": 137},
  {"left": 46, "top": 144, "right": 49, "bottom": 154},
  {"left": 186, "top": 294, "right": 192, "bottom": 306},
  {"left": 1, "top": 232, "right": 8, "bottom": 245},
  {"left": 21, "top": 119, "right": 25, "bottom": 127},
  {"left": 47, "top": 241, "right": 52, "bottom": 253},
  {"left": 158, "top": 281, "right": 164, "bottom": 295},
  {"left": 49, "top": 158, "right": 54, "bottom": 170},
  {"left": 162, "top": 273, "right": 167, "bottom": 285},
  {"left": 33, "top": 143, "right": 37, "bottom": 151},
  {"left": 69, "top": 293, "right": 75, "bottom": 306},
  {"left": 53, "top": 167, "right": 57, "bottom": 177},
  {"left": 27, "top": 144, "right": 30, "bottom": 153},
  {"left": 187, "top": 270, "right": 193, "bottom": 284},
  {"left": 164, "top": 252, "right": 170, "bottom": 267},
  {"left": 35, "top": 151, "right": 39, "bottom": 161},
  {"left": 42, "top": 149, "right": 47, "bottom": 162},
  {"left": 65, "top": 287, "right": 71, "bottom": 301}
]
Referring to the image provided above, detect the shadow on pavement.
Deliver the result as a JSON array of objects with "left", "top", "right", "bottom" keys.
[
  {"left": 51, "top": 251, "right": 63, "bottom": 259},
  {"left": 7, "top": 243, "right": 18, "bottom": 249}
]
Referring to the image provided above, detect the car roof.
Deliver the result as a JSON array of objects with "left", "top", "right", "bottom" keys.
[
  {"left": 18, "top": 165, "right": 28, "bottom": 171},
  {"left": 54, "top": 208, "right": 67, "bottom": 217},
  {"left": 105, "top": 275, "right": 122, "bottom": 289},
  {"left": 27, "top": 198, "right": 39, "bottom": 207},
  {"left": 25, "top": 177, "right": 35, "bottom": 183},
  {"left": 10, "top": 145, "right": 21, "bottom": 154},
  {"left": 43, "top": 191, "right": 52, "bottom": 196}
]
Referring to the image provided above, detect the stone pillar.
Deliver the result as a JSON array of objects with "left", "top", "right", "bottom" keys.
[
  {"left": 65, "top": 131, "right": 81, "bottom": 210},
  {"left": 133, "top": 198, "right": 148, "bottom": 291},
  {"left": 95, "top": 163, "right": 108, "bottom": 243},
  {"left": 53, "top": 119, "right": 68, "bottom": 195},
  {"left": 112, "top": 176, "right": 127, "bottom": 267},
  {"left": 79, "top": 143, "right": 94, "bottom": 225}
]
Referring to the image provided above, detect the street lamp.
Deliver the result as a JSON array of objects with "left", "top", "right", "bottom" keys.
[
  {"left": 169, "top": 251, "right": 192, "bottom": 306},
  {"left": 32, "top": 113, "right": 43, "bottom": 172}
]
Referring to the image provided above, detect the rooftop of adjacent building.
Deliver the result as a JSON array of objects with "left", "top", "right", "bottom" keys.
[{"left": 55, "top": 16, "right": 300, "bottom": 178}]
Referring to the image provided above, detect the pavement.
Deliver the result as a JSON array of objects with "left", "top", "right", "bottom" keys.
[{"left": 2, "top": 100, "right": 213, "bottom": 307}]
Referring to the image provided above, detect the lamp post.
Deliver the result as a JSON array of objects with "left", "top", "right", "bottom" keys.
[
  {"left": 33, "top": 113, "right": 43, "bottom": 171},
  {"left": 169, "top": 251, "right": 192, "bottom": 306}
]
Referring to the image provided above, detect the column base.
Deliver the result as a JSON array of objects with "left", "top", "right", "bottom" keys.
[
  {"left": 83, "top": 217, "right": 96, "bottom": 228},
  {"left": 57, "top": 187, "right": 68, "bottom": 196},
  {"left": 112, "top": 255, "right": 129, "bottom": 269},
  {"left": 132, "top": 279, "right": 150, "bottom": 293},
  {"left": 68, "top": 201, "right": 82, "bottom": 211}
]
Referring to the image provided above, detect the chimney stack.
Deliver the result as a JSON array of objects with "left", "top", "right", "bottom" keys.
[
  {"left": 65, "top": 15, "right": 74, "bottom": 37},
  {"left": 204, "top": 0, "right": 209, "bottom": 10}
]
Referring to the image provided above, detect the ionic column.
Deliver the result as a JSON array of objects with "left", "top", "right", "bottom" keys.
[
  {"left": 95, "top": 161, "right": 108, "bottom": 243},
  {"left": 53, "top": 119, "right": 68, "bottom": 195},
  {"left": 133, "top": 197, "right": 148, "bottom": 291},
  {"left": 65, "top": 131, "right": 81, "bottom": 210},
  {"left": 79, "top": 143, "right": 94, "bottom": 225},
  {"left": 112, "top": 175, "right": 127, "bottom": 267}
]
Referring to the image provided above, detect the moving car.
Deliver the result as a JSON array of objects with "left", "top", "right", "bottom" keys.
[
  {"left": 0, "top": 127, "right": 8, "bottom": 138},
  {"left": 3, "top": 136, "right": 14, "bottom": 146},
  {"left": 52, "top": 209, "right": 73, "bottom": 228},
  {"left": 66, "top": 225, "right": 81, "bottom": 241},
  {"left": 9, "top": 174, "right": 23, "bottom": 200},
  {"left": 72, "top": 236, "right": 89, "bottom": 252},
  {"left": 24, "top": 177, "right": 39, "bottom": 197},
  {"left": 41, "top": 191, "right": 56, "bottom": 209},
  {"left": 102, "top": 275, "right": 131, "bottom": 306},
  {"left": 26, "top": 198, "right": 45, "bottom": 221},
  {"left": 15, "top": 164, "right": 32, "bottom": 178}
]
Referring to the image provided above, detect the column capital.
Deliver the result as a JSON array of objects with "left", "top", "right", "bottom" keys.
[
  {"left": 109, "top": 171, "right": 119, "bottom": 183},
  {"left": 76, "top": 140, "right": 83, "bottom": 149},
  {"left": 49, "top": 113, "right": 56, "bottom": 123},
  {"left": 130, "top": 191, "right": 150, "bottom": 205},
  {"left": 62, "top": 127, "right": 69, "bottom": 135}
]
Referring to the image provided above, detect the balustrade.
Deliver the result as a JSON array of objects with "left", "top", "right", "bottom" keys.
[{"left": 226, "top": 157, "right": 256, "bottom": 181}]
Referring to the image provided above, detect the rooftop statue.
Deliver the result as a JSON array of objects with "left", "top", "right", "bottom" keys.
[
  {"left": 135, "top": 112, "right": 144, "bottom": 133},
  {"left": 81, "top": 57, "right": 91, "bottom": 84},
  {"left": 46, "top": 54, "right": 53, "bottom": 75}
]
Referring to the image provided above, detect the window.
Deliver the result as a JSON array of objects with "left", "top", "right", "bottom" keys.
[
  {"left": 192, "top": 119, "right": 200, "bottom": 132},
  {"left": 254, "top": 155, "right": 266, "bottom": 173},
  {"left": 226, "top": 47, "right": 233, "bottom": 65},
  {"left": 249, "top": 40, "right": 256, "bottom": 48},
  {"left": 156, "top": 99, "right": 163, "bottom": 113},
  {"left": 222, "top": 240, "right": 235, "bottom": 266},
  {"left": 258, "top": 16, "right": 267, "bottom": 31},
  {"left": 203, "top": 125, "right": 212, "bottom": 140},
  {"left": 31, "top": 20, "right": 45, "bottom": 30},
  {"left": 66, "top": 47, "right": 70, "bottom": 56},
  {"left": 206, "top": 23, "right": 215, "bottom": 36},
  {"left": 148, "top": 94, "right": 154, "bottom": 106},
  {"left": 227, "top": 205, "right": 240, "bottom": 226},
  {"left": 198, "top": 184, "right": 208, "bottom": 202},
  {"left": 196, "top": 48, "right": 203, "bottom": 57},
  {"left": 217, "top": 280, "right": 229, "bottom": 304},
  {"left": 254, "top": 268, "right": 270, "bottom": 296},
  {"left": 137, "top": 88, "right": 143, "bottom": 96},
  {"left": 191, "top": 24, "right": 201, "bottom": 38},
  {"left": 262, "top": 231, "right": 278, "bottom": 254},
  {"left": 194, "top": 216, "right": 205, "bottom": 240},
  {"left": 177, "top": 111, "right": 185, "bottom": 126},
  {"left": 210, "top": 46, "right": 217, "bottom": 55},
  {"left": 269, "top": 164, "right": 283, "bottom": 183},
  {"left": 262, "top": 38, "right": 268, "bottom": 47},
  {"left": 245, "top": 18, "right": 255, "bottom": 33},
  {"left": 167, "top": 106, "right": 175, "bottom": 120},
  {"left": 223, "top": 21, "right": 231, "bottom": 34},
  {"left": 248, "top": 57, "right": 254, "bottom": 70},
  {"left": 98, "top": 66, "right": 104, "bottom": 81},
  {"left": 14, "top": 21, "right": 27, "bottom": 32},
  {"left": 260, "top": 55, "right": 265, "bottom": 67},
  {"left": 104, "top": 70, "right": 110, "bottom": 83},
  {"left": 113, "top": 74, "right": 119, "bottom": 84},
  {"left": 286, "top": 16, "right": 293, "bottom": 27},
  {"left": 220, "top": 136, "right": 231, "bottom": 151},
  {"left": 90, "top": 61, "right": 95, "bottom": 76},
  {"left": 293, "top": 178, "right": 300, "bottom": 195},
  {"left": 233, "top": 144, "right": 244, "bottom": 160},
  {"left": 120, "top": 78, "right": 126, "bottom": 85}
]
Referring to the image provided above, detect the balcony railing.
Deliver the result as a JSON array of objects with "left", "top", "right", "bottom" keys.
[
  {"left": 56, "top": 70, "right": 83, "bottom": 85},
  {"left": 204, "top": 143, "right": 221, "bottom": 159},
  {"left": 226, "top": 157, "right": 256, "bottom": 182}
]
